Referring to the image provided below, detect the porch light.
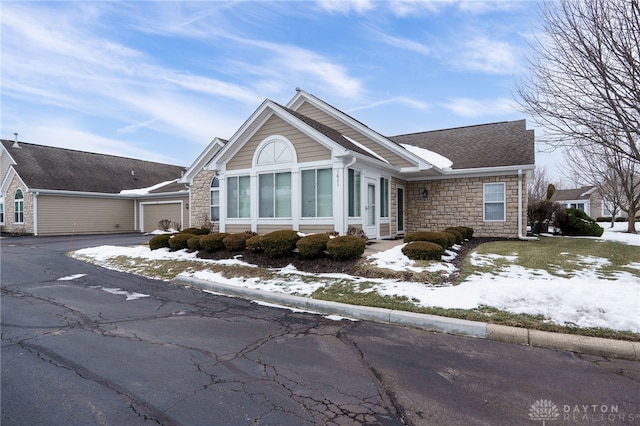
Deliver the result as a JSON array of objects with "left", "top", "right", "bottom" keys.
[{"left": 422, "top": 189, "right": 428, "bottom": 199}]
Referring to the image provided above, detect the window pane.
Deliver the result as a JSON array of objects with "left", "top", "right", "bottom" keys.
[
  {"left": 227, "top": 177, "right": 238, "bottom": 218},
  {"left": 238, "top": 176, "right": 250, "bottom": 218},
  {"left": 484, "top": 183, "right": 503, "bottom": 202},
  {"left": 380, "top": 178, "right": 389, "bottom": 217},
  {"left": 301, "top": 170, "right": 315, "bottom": 217},
  {"left": 485, "top": 203, "right": 503, "bottom": 221},
  {"left": 317, "top": 168, "right": 332, "bottom": 217},
  {"left": 259, "top": 174, "right": 274, "bottom": 217},
  {"left": 275, "top": 172, "right": 291, "bottom": 217},
  {"left": 211, "top": 206, "right": 219, "bottom": 221},
  {"left": 348, "top": 169, "right": 361, "bottom": 217}
]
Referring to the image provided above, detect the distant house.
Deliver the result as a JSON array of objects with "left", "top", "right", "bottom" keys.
[
  {"left": 551, "top": 186, "right": 606, "bottom": 219},
  {"left": 180, "top": 89, "right": 536, "bottom": 238},
  {"left": 0, "top": 139, "right": 187, "bottom": 235}
]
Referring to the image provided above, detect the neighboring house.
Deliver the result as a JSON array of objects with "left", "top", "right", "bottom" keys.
[
  {"left": 551, "top": 186, "right": 605, "bottom": 219},
  {"left": 180, "top": 88, "right": 536, "bottom": 239},
  {"left": 0, "top": 139, "right": 188, "bottom": 235}
]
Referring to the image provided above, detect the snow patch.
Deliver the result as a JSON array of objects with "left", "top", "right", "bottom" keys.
[{"left": 57, "top": 274, "right": 87, "bottom": 281}]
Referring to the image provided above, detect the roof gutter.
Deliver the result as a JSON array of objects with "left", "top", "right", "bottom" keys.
[
  {"left": 518, "top": 169, "right": 538, "bottom": 241},
  {"left": 29, "top": 189, "right": 188, "bottom": 199}
]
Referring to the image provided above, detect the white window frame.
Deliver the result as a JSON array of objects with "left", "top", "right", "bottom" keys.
[
  {"left": 347, "top": 168, "right": 361, "bottom": 218},
  {"left": 380, "top": 177, "right": 390, "bottom": 218},
  {"left": 301, "top": 168, "right": 333, "bottom": 218},
  {"left": 226, "top": 175, "right": 251, "bottom": 219},
  {"left": 210, "top": 176, "right": 220, "bottom": 221},
  {"left": 258, "top": 171, "right": 292, "bottom": 218},
  {"left": 0, "top": 196, "right": 4, "bottom": 225},
  {"left": 483, "top": 183, "right": 506, "bottom": 222},
  {"left": 14, "top": 188, "right": 24, "bottom": 224}
]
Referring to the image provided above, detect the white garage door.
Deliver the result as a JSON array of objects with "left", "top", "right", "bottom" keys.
[{"left": 142, "top": 203, "right": 182, "bottom": 233}]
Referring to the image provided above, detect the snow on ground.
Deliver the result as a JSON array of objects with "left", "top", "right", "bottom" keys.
[
  {"left": 70, "top": 224, "right": 640, "bottom": 333},
  {"left": 57, "top": 274, "right": 87, "bottom": 281}
]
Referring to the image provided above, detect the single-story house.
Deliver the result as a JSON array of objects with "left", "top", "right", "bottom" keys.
[
  {"left": 551, "top": 186, "right": 605, "bottom": 219},
  {"left": 0, "top": 138, "right": 188, "bottom": 235},
  {"left": 180, "top": 88, "right": 536, "bottom": 239}
]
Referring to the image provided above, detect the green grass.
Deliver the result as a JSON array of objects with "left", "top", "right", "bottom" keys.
[{"left": 460, "top": 236, "right": 640, "bottom": 281}]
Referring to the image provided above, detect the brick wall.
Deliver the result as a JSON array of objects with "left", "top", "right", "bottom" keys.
[{"left": 405, "top": 175, "right": 525, "bottom": 238}]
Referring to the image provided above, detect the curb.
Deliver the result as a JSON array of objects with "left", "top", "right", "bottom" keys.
[{"left": 174, "top": 276, "right": 640, "bottom": 361}]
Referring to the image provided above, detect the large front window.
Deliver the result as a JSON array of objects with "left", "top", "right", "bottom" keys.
[
  {"left": 348, "top": 169, "right": 361, "bottom": 217},
  {"left": 227, "top": 176, "right": 250, "bottom": 218},
  {"left": 210, "top": 177, "right": 220, "bottom": 221},
  {"left": 14, "top": 189, "right": 24, "bottom": 223},
  {"left": 484, "top": 183, "right": 505, "bottom": 221},
  {"left": 301, "top": 168, "right": 332, "bottom": 217},
  {"left": 259, "top": 172, "right": 291, "bottom": 218}
]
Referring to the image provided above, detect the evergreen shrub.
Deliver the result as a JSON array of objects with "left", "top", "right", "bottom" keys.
[
  {"left": 296, "top": 233, "right": 331, "bottom": 258},
  {"left": 326, "top": 235, "right": 366, "bottom": 260},
  {"left": 401, "top": 241, "right": 443, "bottom": 260}
]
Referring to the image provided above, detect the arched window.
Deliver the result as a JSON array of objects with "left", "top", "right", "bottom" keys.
[
  {"left": 210, "top": 177, "right": 219, "bottom": 221},
  {"left": 14, "top": 188, "right": 24, "bottom": 223},
  {"left": 256, "top": 139, "right": 294, "bottom": 165}
]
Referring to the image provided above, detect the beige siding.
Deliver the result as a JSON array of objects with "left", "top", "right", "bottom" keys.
[
  {"left": 379, "top": 223, "right": 390, "bottom": 237},
  {"left": 299, "top": 224, "right": 335, "bottom": 234},
  {"left": 226, "top": 115, "right": 331, "bottom": 171},
  {"left": 295, "top": 102, "right": 414, "bottom": 168},
  {"left": 224, "top": 224, "right": 252, "bottom": 234},
  {"left": 257, "top": 224, "right": 292, "bottom": 234},
  {"left": 37, "top": 196, "right": 135, "bottom": 235}
]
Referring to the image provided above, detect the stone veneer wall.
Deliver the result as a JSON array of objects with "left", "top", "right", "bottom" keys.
[
  {"left": 190, "top": 170, "right": 219, "bottom": 232},
  {"left": 406, "top": 175, "right": 525, "bottom": 238},
  {"left": 3, "top": 175, "right": 34, "bottom": 234}
]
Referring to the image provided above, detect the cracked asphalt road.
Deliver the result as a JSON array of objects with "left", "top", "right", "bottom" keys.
[{"left": 2, "top": 234, "right": 639, "bottom": 425}]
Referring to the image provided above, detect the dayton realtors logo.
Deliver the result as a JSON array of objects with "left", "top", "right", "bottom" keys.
[
  {"left": 529, "top": 399, "right": 638, "bottom": 424},
  {"left": 529, "top": 399, "right": 560, "bottom": 425}
]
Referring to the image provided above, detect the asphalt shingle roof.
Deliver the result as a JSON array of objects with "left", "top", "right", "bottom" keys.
[
  {"left": 2, "top": 140, "right": 186, "bottom": 194},
  {"left": 551, "top": 186, "right": 596, "bottom": 201},
  {"left": 388, "top": 120, "right": 535, "bottom": 169}
]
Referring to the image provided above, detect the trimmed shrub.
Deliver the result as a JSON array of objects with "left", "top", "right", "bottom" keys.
[
  {"left": 168, "top": 233, "right": 195, "bottom": 251},
  {"left": 440, "top": 231, "right": 456, "bottom": 248},
  {"left": 187, "top": 235, "right": 204, "bottom": 251},
  {"left": 447, "top": 226, "right": 471, "bottom": 240},
  {"left": 443, "top": 228, "right": 464, "bottom": 244},
  {"left": 326, "top": 235, "right": 366, "bottom": 260},
  {"left": 296, "top": 233, "right": 331, "bottom": 258},
  {"left": 402, "top": 231, "right": 451, "bottom": 250},
  {"left": 200, "top": 232, "right": 229, "bottom": 252},
  {"left": 180, "top": 227, "right": 210, "bottom": 236},
  {"left": 148, "top": 234, "right": 173, "bottom": 250},
  {"left": 246, "top": 235, "right": 263, "bottom": 252},
  {"left": 462, "top": 226, "right": 474, "bottom": 239},
  {"left": 555, "top": 208, "right": 604, "bottom": 237},
  {"left": 223, "top": 232, "right": 254, "bottom": 251},
  {"left": 260, "top": 230, "right": 301, "bottom": 257},
  {"left": 401, "top": 241, "right": 443, "bottom": 261}
]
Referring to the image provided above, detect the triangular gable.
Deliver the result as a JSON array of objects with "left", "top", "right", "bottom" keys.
[
  {"left": 286, "top": 88, "right": 435, "bottom": 172},
  {"left": 180, "top": 137, "right": 226, "bottom": 184},
  {"left": 201, "top": 100, "right": 399, "bottom": 173}
]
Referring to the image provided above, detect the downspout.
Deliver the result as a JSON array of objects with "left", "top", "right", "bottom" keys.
[
  {"left": 518, "top": 169, "right": 538, "bottom": 241},
  {"left": 33, "top": 191, "right": 39, "bottom": 236},
  {"left": 343, "top": 156, "right": 357, "bottom": 235}
]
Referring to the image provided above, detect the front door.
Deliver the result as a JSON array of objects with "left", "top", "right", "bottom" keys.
[
  {"left": 366, "top": 180, "right": 377, "bottom": 239},
  {"left": 397, "top": 186, "right": 405, "bottom": 234}
]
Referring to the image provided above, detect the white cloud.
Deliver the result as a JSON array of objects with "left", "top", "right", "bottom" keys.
[
  {"left": 442, "top": 97, "right": 517, "bottom": 118},
  {"left": 369, "top": 28, "right": 431, "bottom": 55},
  {"left": 349, "top": 97, "right": 430, "bottom": 113},
  {"left": 459, "top": 35, "right": 522, "bottom": 74},
  {"left": 316, "top": 0, "right": 375, "bottom": 14}
]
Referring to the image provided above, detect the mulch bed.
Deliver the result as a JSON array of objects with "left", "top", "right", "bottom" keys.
[{"left": 196, "top": 237, "right": 504, "bottom": 278}]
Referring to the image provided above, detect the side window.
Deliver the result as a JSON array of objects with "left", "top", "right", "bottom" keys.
[
  {"left": 348, "top": 169, "right": 361, "bottom": 217},
  {"left": 227, "top": 176, "right": 250, "bottom": 218},
  {"left": 14, "top": 189, "right": 24, "bottom": 223},
  {"left": 210, "top": 177, "right": 220, "bottom": 221},
  {"left": 483, "top": 183, "right": 505, "bottom": 221},
  {"left": 0, "top": 197, "right": 4, "bottom": 224},
  {"left": 380, "top": 177, "right": 390, "bottom": 218}
]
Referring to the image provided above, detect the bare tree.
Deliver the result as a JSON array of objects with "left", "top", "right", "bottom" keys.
[
  {"left": 527, "top": 166, "right": 553, "bottom": 205},
  {"left": 517, "top": 0, "right": 640, "bottom": 166},
  {"left": 563, "top": 143, "right": 638, "bottom": 233}
]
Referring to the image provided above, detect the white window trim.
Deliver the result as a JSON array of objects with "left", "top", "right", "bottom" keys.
[
  {"left": 258, "top": 171, "right": 293, "bottom": 219},
  {"left": 301, "top": 167, "right": 333, "bottom": 218},
  {"left": 380, "top": 177, "right": 390, "bottom": 219},
  {"left": 347, "top": 168, "right": 362, "bottom": 218},
  {"left": 14, "top": 188, "right": 24, "bottom": 224},
  {"left": 483, "top": 182, "right": 506, "bottom": 222},
  {"left": 0, "top": 196, "right": 4, "bottom": 225},
  {"left": 226, "top": 175, "right": 251, "bottom": 219},
  {"left": 210, "top": 176, "right": 220, "bottom": 222},
  {"left": 253, "top": 135, "right": 297, "bottom": 167}
]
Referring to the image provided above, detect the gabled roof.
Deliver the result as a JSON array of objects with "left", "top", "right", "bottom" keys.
[
  {"left": 551, "top": 186, "right": 597, "bottom": 202},
  {"left": 1, "top": 140, "right": 186, "bottom": 194},
  {"left": 389, "top": 120, "right": 535, "bottom": 170}
]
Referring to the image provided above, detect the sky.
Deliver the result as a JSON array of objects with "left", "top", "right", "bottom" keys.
[{"left": 0, "top": 1, "right": 562, "bottom": 179}]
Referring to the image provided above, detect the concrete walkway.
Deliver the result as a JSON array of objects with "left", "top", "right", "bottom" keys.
[
  {"left": 174, "top": 275, "right": 640, "bottom": 361},
  {"left": 364, "top": 238, "right": 404, "bottom": 256}
]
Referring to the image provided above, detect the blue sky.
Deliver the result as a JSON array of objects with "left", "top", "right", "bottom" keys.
[{"left": 1, "top": 1, "right": 559, "bottom": 177}]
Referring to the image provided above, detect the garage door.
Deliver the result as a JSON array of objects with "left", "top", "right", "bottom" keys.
[{"left": 142, "top": 203, "right": 182, "bottom": 233}]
